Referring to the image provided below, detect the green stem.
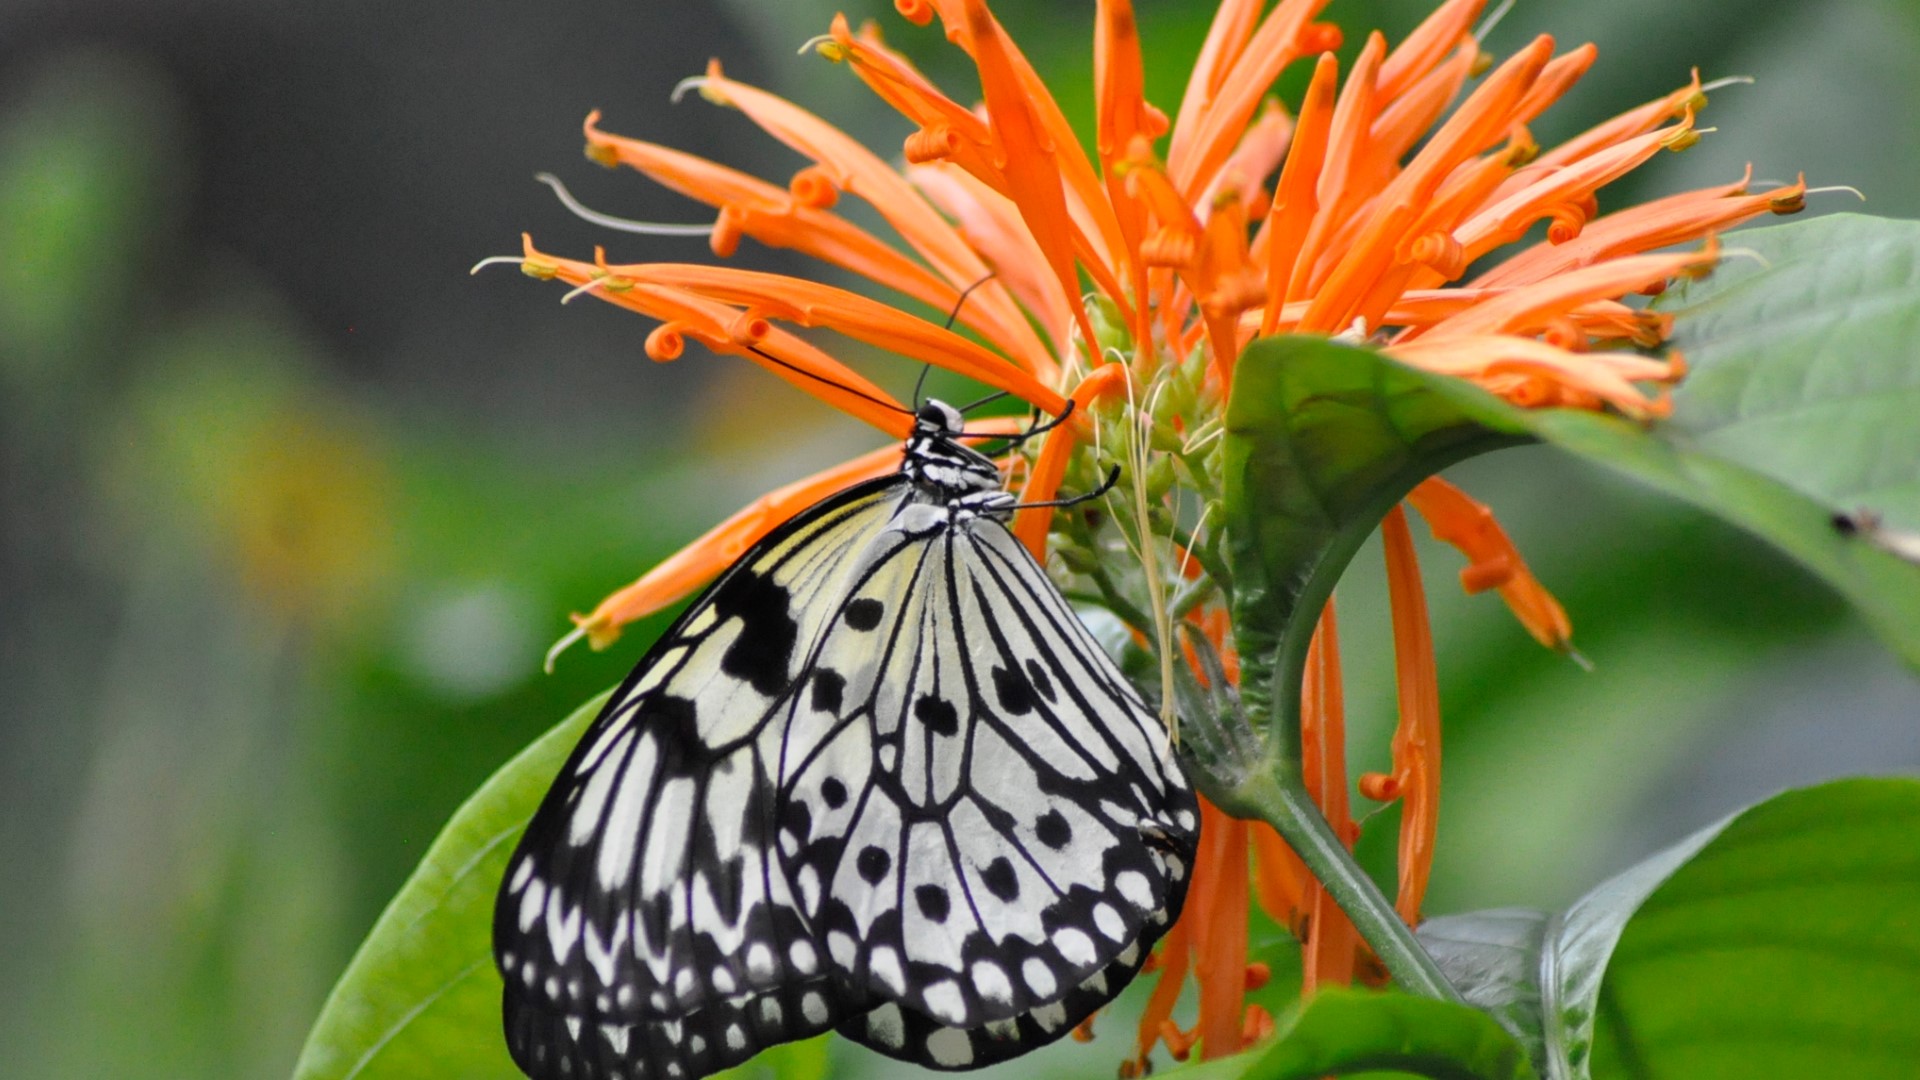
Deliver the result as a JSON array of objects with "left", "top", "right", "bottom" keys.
[{"left": 1219, "top": 767, "right": 1462, "bottom": 1004}]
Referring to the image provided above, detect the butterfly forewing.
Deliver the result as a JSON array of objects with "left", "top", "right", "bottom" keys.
[
  {"left": 495, "top": 479, "right": 905, "bottom": 1078},
  {"left": 497, "top": 405, "right": 1201, "bottom": 1080}
]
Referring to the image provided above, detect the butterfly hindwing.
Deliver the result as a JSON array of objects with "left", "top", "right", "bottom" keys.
[
  {"left": 841, "top": 939, "right": 1149, "bottom": 1070},
  {"left": 777, "top": 497, "right": 1199, "bottom": 1043},
  {"left": 495, "top": 478, "right": 907, "bottom": 1078}
]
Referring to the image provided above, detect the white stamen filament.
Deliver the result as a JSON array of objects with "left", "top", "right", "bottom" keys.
[
  {"left": 545, "top": 624, "right": 589, "bottom": 673},
  {"left": 469, "top": 255, "right": 527, "bottom": 275},
  {"left": 560, "top": 278, "right": 608, "bottom": 305},
  {"left": 1474, "top": 0, "right": 1518, "bottom": 44},
  {"left": 536, "top": 173, "right": 714, "bottom": 237}
]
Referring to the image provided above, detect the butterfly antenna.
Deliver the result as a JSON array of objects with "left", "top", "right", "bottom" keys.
[
  {"left": 1013, "top": 462, "right": 1120, "bottom": 511},
  {"left": 946, "top": 272, "right": 996, "bottom": 329},
  {"left": 996, "top": 398, "right": 1077, "bottom": 445},
  {"left": 915, "top": 272, "right": 998, "bottom": 410},
  {"left": 956, "top": 389, "right": 1011, "bottom": 414},
  {"left": 745, "top": 344, "right": 913, "bottom": 416},
  {"left": 911, "top": 363, "right": 933, "bottom": 412}
]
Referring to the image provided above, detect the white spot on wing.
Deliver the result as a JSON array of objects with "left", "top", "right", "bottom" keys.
[
  {"left": 546, "top": 903, "right": 582, "bottom": 965},
  {"left": 865, "top": 1001, "right": 906, "bottom": 1049},
  {"left": 518, "top": 878, "right": 546, "bottom": 933},
  {"left": 870, "top": 946, "right": 906, "bottom": 996},
  {"left": 1022, "top": 956, "right": 1057, "bottom": 997},
  {"left": 579, "top": 910, "right": 625, "bottom": 991},
  {"left": 922, "top": 979, "right": 968, "bottom": 1026},
  {"left": 789, "top": 939, "right": 819, "bottom": 974},
  {"left": 1054, "top": 927, "right": 1097, "bottom": 966},
  {"left": 926, "top": 1026, "right": 974, "bottom": 1066},
  {"left": 746, "top": 942, "right": 774, "bottom": 979},
  {"left": 599, "top": 1023, "right": 630, "bottom": 1056},
  {"left": 971, "top": 960, "right": 1013, "bottom": 1004},
  {"left": 828, "top": 930, "right": 857, "bottom": 968}
]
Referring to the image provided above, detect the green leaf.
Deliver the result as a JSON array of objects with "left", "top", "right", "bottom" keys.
[
  {"left": 1664, "top": 213, "right": 1920, "bottom": 531},
  {"left": 292, "top": 691, "right": 606, "bottom": 1080},
  {"left": 1224, "top": 311, "right": 1920, "bottom": 687},
  {"left": 1220, "top": 335, "right": 1528, "bottom": 744},
  {"left": 1413, "top": 909, "right": 1552, "bottom": 1070},
  {"left": 1231, "top": 987, "right": 1536, "bottom": 1080},
  {"left": 1594, "top": 777, "right": 1920, "bottom": 1078},
  {"left": 1214, "top": 336, "right": 1522, "bottom": 1003},
  {"left": 1418, "top": 778, "right": 1920, "bottom": 1080}
]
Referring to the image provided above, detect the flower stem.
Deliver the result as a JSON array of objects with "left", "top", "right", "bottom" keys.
[{"left": 1215, "top": 767, "right": 1461, "bottom": 1003}]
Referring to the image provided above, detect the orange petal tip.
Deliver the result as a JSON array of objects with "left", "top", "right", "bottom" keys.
[{"left": 1357, "top": 772, "right": 1401, "bottom": 801}]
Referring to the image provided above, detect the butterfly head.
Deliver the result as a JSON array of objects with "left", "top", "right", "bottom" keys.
[
  {"left": 903, "top": 397, "right": 1002, "bottom": 497},
  {"left": 914, "top": 399, "right": 967, "bottom": 435}
]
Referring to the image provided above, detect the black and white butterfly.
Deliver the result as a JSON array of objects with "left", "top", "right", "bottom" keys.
[{"left": 495, "top": 399, "right": 1200, "bottom": 1080}]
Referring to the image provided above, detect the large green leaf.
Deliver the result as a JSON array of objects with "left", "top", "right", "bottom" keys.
[
  {"left": 1664, "top": 213, "right": 1920, "bottom": 531},
  {"left": 292, "top": 692, "right": 605, "bottom": 1080},
  {"left": 1418, "top": 778, "right": 1920, "bottom": 1080}
]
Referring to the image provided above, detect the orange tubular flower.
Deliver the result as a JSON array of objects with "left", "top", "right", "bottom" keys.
[{"left": 514, "top": 0, "right": 1805, "bottom": 1070}]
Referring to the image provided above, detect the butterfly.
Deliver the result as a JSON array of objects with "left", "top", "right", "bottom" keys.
[{"left": 494, "top": 398, "right": 1200, "bottom": 1080}]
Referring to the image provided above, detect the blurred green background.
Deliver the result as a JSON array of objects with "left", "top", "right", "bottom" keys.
[{"left": 2, "top": 0, "right": 1916, "bottom": 1077}]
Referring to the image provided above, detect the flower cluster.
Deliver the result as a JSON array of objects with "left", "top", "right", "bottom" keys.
[{"left": 511, "top": 0, "right": 1804, "bottom": 1069}]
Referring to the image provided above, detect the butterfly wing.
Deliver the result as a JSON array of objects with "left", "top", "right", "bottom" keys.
[
  {"left": 847, "top": 944, "right": 1148, "bottom": 1070},
  {"left": 495, "top": 476, "right": 910, "bottom": 1080},
  {"left": 775, "top": 499, "right": 1200, "bottom": 1063}
]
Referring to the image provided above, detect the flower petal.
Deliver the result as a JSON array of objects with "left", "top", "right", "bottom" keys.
[
  {"left": 597, "top": 260, "right": 1068, "bottom": 413},
  {"left": 1379, "top": 507, "right": 1440, "bottom": 925},
  {"left": 567, "top": 442, "right": 908, "bottom": 648},
  {"left": 692, "top": 65, "right": 1057, "bottom": 378}
]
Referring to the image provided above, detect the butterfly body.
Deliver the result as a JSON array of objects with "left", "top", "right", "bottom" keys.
[{"left": 496, "top": 402, "right": 1199, "bottom": 1079}]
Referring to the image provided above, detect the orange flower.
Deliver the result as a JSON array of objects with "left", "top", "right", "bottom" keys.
[{"left": 507, "top": 0, "right": 1805, "bottom": 1070}]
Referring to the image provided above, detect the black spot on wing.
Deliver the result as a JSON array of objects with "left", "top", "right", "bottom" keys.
[
  {"left": 821, "top": 777, "right": 848, "bottom": 809},
  {"left": 781, "top": 800, "right": 813, "bottom": 845},
  {"left": 844, "top": 597, "right": 885, "bottom": 631},
  {"left": 857, "top": 845, "right": 892, "bottom": 884},
  {"left": 915, "top": 883, "right": 951, "bottom": 922},
  {"left": 639, "top": 694, "right": 701, "bottom": 768},
  {"left": 990, "top": 664, "right": 1034, "bottom": 715},
  {"left": 810, "top": 670, "right": 845, "bottom": 714},
  {"left": 713, "top": 571, "right": 798, "bottom": 697},
  {"left": 913, "top": 694, "right": 960, "bottom": 737},
  {"left": 1035, "top": 809, "right": 1071, "bottom": 850},
  {"left": 981, "top": 856, "right": 1020, "bottom": 901}
]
